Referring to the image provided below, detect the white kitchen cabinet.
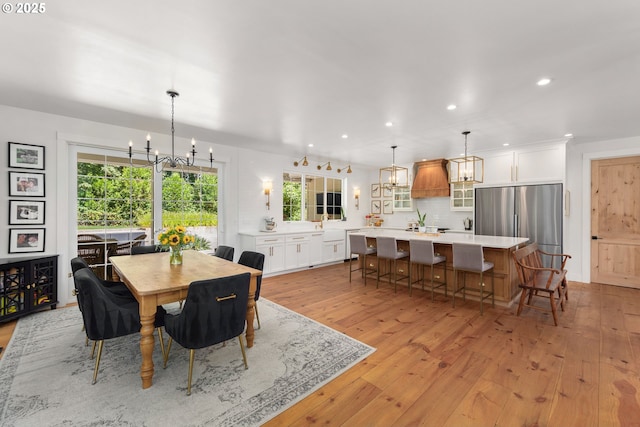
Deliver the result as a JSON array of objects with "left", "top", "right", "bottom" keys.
[
  {"left": 481, "top": 144, "right": 565, "bottom": 185},
  {"left": 253, "top": 235, "right": 285, "bottom": 274},
  {"left": 309, "top": 232, "right": 324, "bottom": 266},
  {"left": 323, "top": 239, "right": 345, "bottom": 263},
  {"left": 285, "top": 233, "right": 310, "bottom": 270},
  {"left": 450, "top": 182, "right": 474, "bottom": 211}
]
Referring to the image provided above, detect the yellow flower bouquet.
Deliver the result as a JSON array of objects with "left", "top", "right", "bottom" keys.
[{"left": 158, "top": 225, "right": 194, "bottom": 264}]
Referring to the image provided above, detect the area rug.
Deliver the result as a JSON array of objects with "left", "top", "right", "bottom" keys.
[{"left": 0, "top": 299, "right": 375, "bottom": 426}]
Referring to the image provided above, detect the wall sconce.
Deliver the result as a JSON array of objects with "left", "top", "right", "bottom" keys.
[
  {"left": 317, "top": 162, "right": 332, "bottom": 171},
  {"left": 293, "top": 156, "right": 309, "bottom": 167},
  {"left": 263, "top": 180, "right": 273, "bottom": 210},
  {"left": 337, "top": 164, "right": 352, "bottom": 173},
  {"left": 354, "top": 187, "right": 360, "bottom": 210}
]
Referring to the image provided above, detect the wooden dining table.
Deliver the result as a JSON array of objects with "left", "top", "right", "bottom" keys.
[{"left": 110, "top": 250, "right": 262, "bottom": 389}]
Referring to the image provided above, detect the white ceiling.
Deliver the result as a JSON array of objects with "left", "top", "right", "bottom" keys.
[{"left": 1, "top": 0, "right": 639, "bottom": 167}]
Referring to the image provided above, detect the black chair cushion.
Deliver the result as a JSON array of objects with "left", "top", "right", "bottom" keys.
[
  {"left": 131, "top": 245, "right": 167, "bottom": 255},
  {"left": 164, "top": 273, "right": 250, "bottom": 350}
]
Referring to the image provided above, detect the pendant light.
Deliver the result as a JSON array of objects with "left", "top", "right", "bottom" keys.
[{"left": 448, "top": 131, "right": 484, "bottom": 184}]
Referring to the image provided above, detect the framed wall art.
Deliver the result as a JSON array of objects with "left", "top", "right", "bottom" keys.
[
  {"left": 8, "top": 171, "right": 45, "bottom": 197},
  {"left": 9, "top": 200, "right": 45, "bottom": 225},
  {"left": 371, "top": 199, "right": 381, "bottom": 214},
  {"left": 8, "top": 142, "right": 45, "bottom": 170},
  {"left": 382, "top": 186, "right": 393, "bottom": 198},
  {"left": 9, "top": 228, "right": 46, "bottom": 253},
  {"left": 383, "top": 199, "right": 394, "bottom": 214},
  {"left": 371, "top": 183, "right": 380, "bottom": 198}
]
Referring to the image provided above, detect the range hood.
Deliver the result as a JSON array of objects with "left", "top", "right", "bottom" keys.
[{"left": 411, "top": 159, "right": 450, "bottom": 198}]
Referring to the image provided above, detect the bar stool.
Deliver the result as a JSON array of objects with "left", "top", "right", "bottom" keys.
[
  {"left": 376, "top": 236, "right": 409, "bottom": 293},
  {"left": 409, "top": 239, "right": 447, "bottom": 300},
  {"left": 452, "top": 243, "right": 494, "bottom": 315},
  {"left": 349, "top": 234, "right": 377, "bottom": 285}
]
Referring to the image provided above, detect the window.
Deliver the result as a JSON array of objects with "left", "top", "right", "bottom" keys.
[
  {"left": 76, "top": 151, "right": 219, "bottom": 279},
  {"left": 283, "top": 172, "right": 344, "bottom": 221}
]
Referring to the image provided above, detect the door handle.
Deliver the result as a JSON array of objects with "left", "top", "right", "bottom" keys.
[{"left": 591, "top": 236, "right": 600, "bottom": 240}]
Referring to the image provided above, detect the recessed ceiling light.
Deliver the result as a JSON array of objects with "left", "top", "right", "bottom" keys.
[
  {"left": 537, "top": 77, "right": 552, "bottom": 86},
  {"left": 447, "top": 104, "right": 457, "bottom": 111},
  {"left": 385, "top": 122, "right": 393, "bottom": 127},
  {"left": 503, "top": 143, "right": 510, "bottom": 146},
  {"left": 341, "top": 134, "right": 348, "bottom": 139},
  {"left": 308, "top": 143, "right": 314, "bottom": 147},
  {"left": 564, "top": 133, "right": 573, "bottom": 138}
]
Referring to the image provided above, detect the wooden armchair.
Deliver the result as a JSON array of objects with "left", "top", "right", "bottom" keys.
[
  {"left": 511, "top": 243, "right": 571, "bottom": 326},
  {"left": 114, "top": 234, "right": 147, "bottom": 256}
]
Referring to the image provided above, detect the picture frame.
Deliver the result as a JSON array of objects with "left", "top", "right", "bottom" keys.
[
  {"left": 383, "top": 199, "right": 394, "bottom": 214},
  {"left": 371, "top": 199, "right": 381, "bottom": 214},
  {"left": 9, "top": 171, "right": 45, "bottom": 197},
  {"left": 371, "top": 183, "right": 380, "bottom": 198},
  {"left": 382, "top": 186, "right": 393, "bottom": 198},
  {"left": 8, "top": 142, "right": 45, "bottom": 170},
  {"left": 9, "top": 228, "right": 45, "bottom": 253},
  {"left": 9, "top": 200, "right": 45, "bottom": 225}
]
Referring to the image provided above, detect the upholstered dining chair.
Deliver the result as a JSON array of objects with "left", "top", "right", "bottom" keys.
[
  {"left": 131, "top": 244, "right": 168, "bottom": 255},
  {"left": 452, "top": 243, "right": 495, "bottom": 315},
  {"left": 71, "top": 256, "right": 131, "bottom": 297},
  {"left": 237, "top": 251, "right": 265, "bottom": 329},
  {"left": 213, "top": 245, "right": 235, "bottom": 261},
  {"left": 163, "top": 273, "right": 251, "bottom": 395},
  {"left": 348, "top": 234, "right": 377, "bottom": 285},
  {"left": 72, "top": 268, "right": 166, "bottom": 384}
]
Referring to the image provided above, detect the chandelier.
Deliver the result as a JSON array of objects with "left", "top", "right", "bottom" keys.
[
  {"left": 447, "top": 130, "right": 484, "bottom": 184},
  {"left": 128, "top": 90, "right": 213, "bottom": 171},
  {"left": 379, "top": 145, "right": 409, "bottom": 189}
]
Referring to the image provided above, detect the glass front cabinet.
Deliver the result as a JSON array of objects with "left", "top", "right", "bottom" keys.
[{"left": 450, "top": 182, "right": 474, "bottom": 211}]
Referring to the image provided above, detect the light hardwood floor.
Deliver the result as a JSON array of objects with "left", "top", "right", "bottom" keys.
[{"left": 1, "top": 262, "right": 639, "bottom": 426}]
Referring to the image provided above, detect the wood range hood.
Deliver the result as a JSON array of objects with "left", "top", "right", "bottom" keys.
[{"left": 410, "top": 159, "right": 450, "bottom": 198}]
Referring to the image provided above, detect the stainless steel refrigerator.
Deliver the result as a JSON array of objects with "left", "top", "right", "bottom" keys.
[{"left": 474, "top": 184, "right": 563, "bottom": 267}]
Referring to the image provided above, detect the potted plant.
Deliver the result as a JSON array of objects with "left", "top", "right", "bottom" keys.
[{"left": 417, "top": 209, "right": 427, "bottom": 233}]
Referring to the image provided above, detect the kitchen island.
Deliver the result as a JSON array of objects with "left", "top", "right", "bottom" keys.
[{"left": 351, "top": 229, "right": 529, "bottom": 304}]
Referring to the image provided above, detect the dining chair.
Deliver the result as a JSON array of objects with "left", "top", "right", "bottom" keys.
[
  {"left": 348, "top": 234, "right": 377, "bottom": 285},
  {"left": 72, "top": 268, "right": 166, "bottom": 384},
  {"left": 376, "top": 236, "right": 409, "bottom": 293},
  {"left": 131, "top": 244, "right": 168, "bottom": 255},
  {"left": 213, "top": 245, "right": 235, "bottom": 261},
  {"left": 163, "top": 272, "right": 251, "bottom": 395},
  {"left": 452, "top": 243, "right": 494, "bottom": 315},
  {"left": 409, "top": 239, "right": 447, "bottom": 300},
  {"left": 237, "top": 251, "right": 265, "bottom": 329},
  {"left": 71, "top": 256, "right": 131, "bottom": 297}
]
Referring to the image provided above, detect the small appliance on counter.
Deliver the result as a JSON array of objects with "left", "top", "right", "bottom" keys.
[
  {"left": 264, "top": 217, "right": 277, "bottom": 231},
  {"left": 463, "top": 217, "right": 473, "bottom": 230}
]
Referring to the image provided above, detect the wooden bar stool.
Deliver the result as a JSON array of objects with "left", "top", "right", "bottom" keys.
[
  {"left": 409, "top": 239, "right": 447, "bottom": 300},
  {"left": 452, "top": 243, "right": 494, "bottom": 315},
  {"left": 376, "top": 236, "right": 409, "bottom": 293},
  {"left": 348, "top": 234, "right": 377, "bottom": 285}
]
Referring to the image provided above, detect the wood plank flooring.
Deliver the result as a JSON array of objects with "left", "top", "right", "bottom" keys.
[
  {"left": 1, "top": 262, "right": 639, "bottom": 426},
  {"left": 260, "top": 262, "right": 640, "bottom": 427}
]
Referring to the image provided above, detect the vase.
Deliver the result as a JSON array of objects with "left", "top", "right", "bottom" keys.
[
  {"left": 418, "top": 226, "right": 426, "bottom": 233},
  {"left": 169, "top": 247, "right": 183, "bottom": 265}
]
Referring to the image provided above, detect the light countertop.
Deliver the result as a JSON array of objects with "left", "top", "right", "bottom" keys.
[{"left": 351, "top": 229, "right": 529, "bottom": 249}]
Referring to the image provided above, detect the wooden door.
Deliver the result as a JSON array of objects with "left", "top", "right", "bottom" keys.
[{"left": 591, "top": 156, "right": 640, "bottom": 288}]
